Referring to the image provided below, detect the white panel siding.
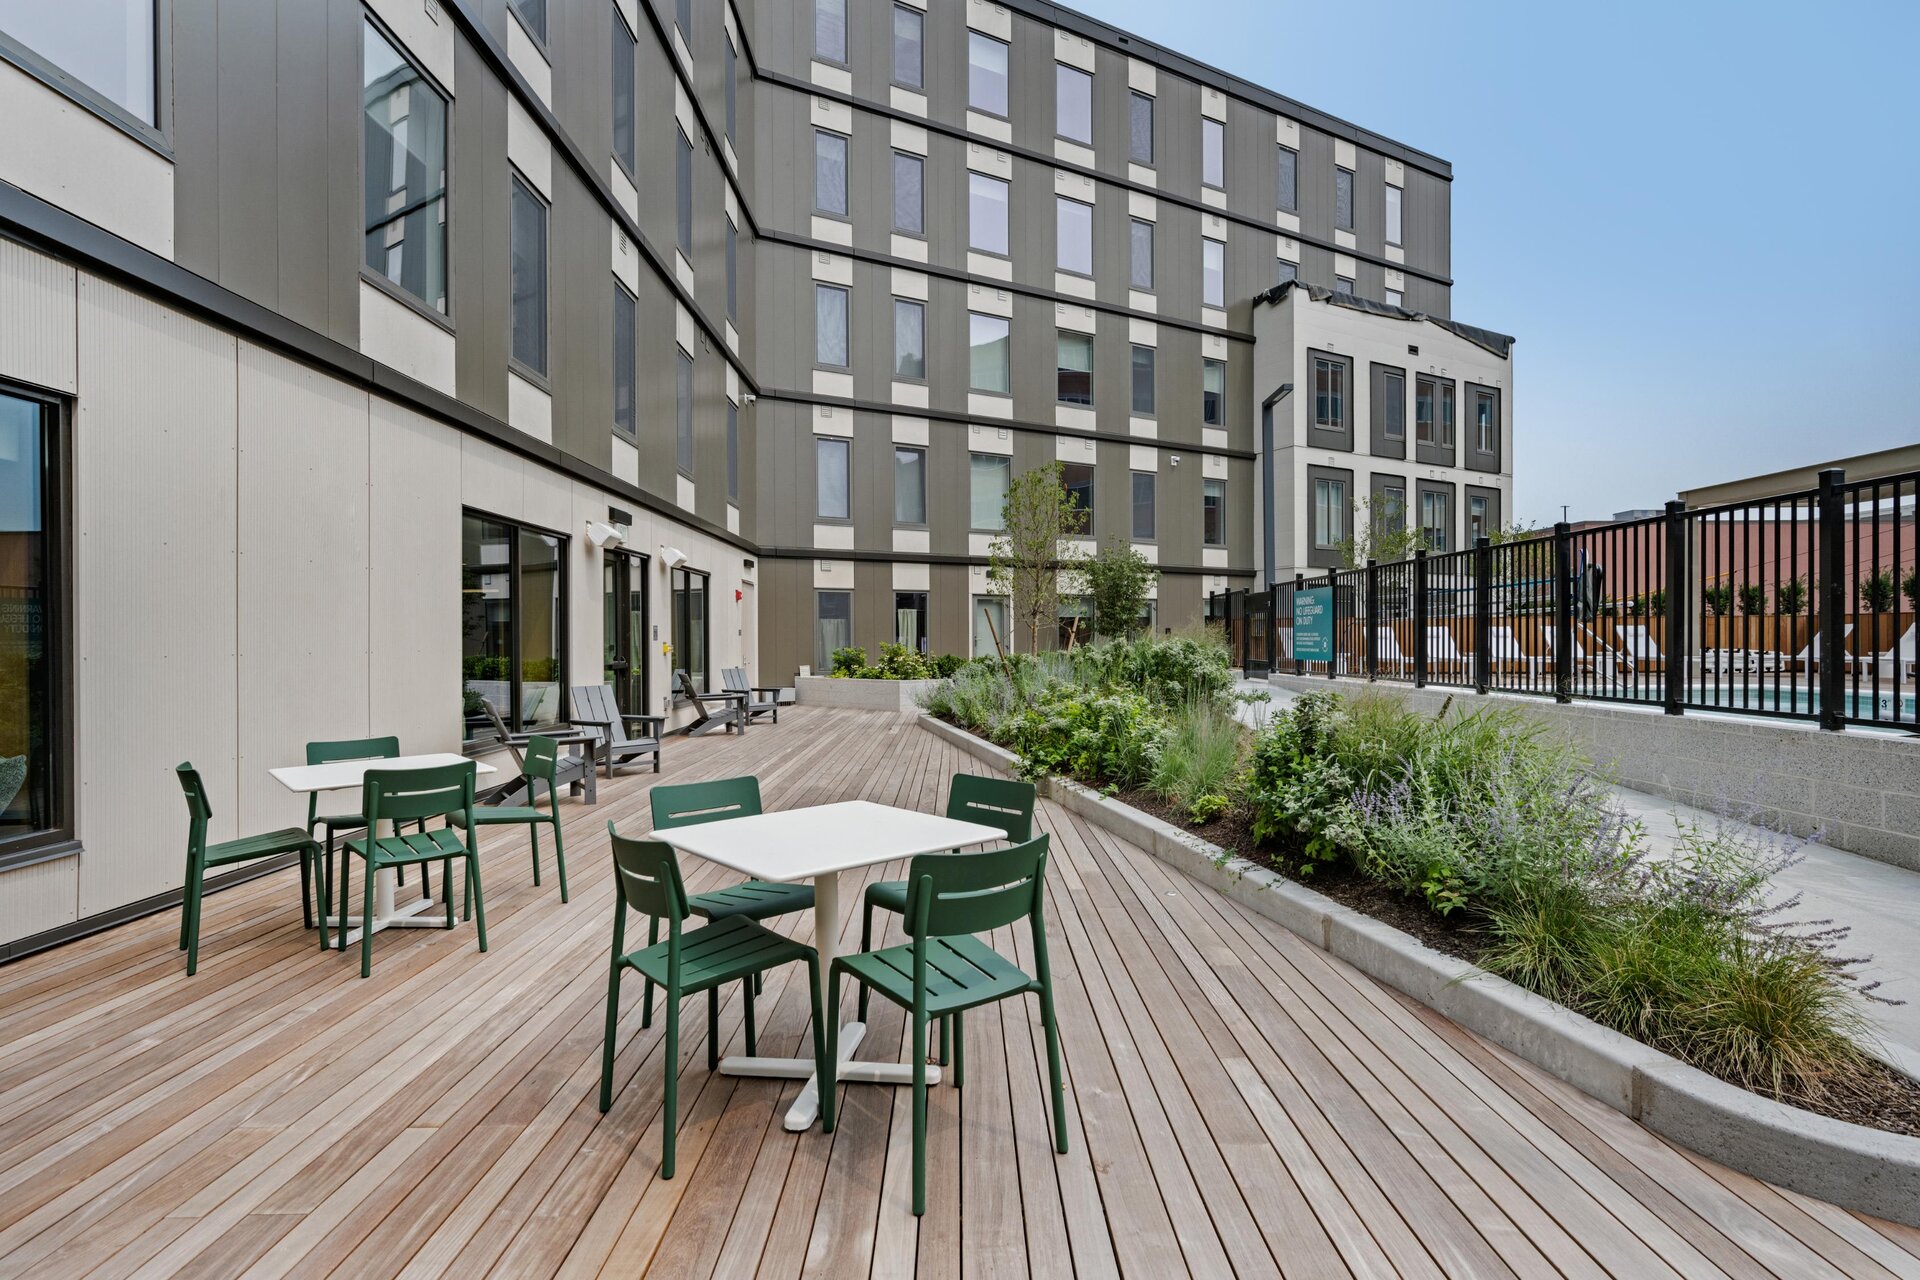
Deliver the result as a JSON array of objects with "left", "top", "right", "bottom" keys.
[
  {"left": 0, "top": 240, "right": 77, "bottom": 392},
  {"left": 369, "top": 398, "right": 463, "bottom": 755},
  {"left": 359, "top": 282, "right": 456, "bottom": 397},
  {"left": 0, "top": 63, "right": 173, "bottom": 259},
  {"left": 75, "top": 278, "right": 239, "bottom": 914},
  {"left": 235, "top": 344, "right": 372, "bottom": 833},
  {"left": 461, "top": 436, "right": 525, "bottom": 517},
  {"left": 0, "top": 855, "right": 77, "bottom": 946}
]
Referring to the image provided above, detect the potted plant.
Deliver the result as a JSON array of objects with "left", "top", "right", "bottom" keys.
[
  {"left": 1775, "top": 577, "right": 1807, "bottom": 615},
  {"left": 1861, "top": 570, "right": 1895, "bottom": 613}
]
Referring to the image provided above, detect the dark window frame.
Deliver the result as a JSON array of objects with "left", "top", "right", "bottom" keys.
[
  {"left": 1276, "top": 144, "right": 1298, "bottom": 211},
  {"left": 892, "top": 4, "right": 924, "bottom": 89},
  {"left": 1129, "top": 218, "right": 1154, "bottom": 290},
  {"left": 894, "top": 445, "right": 927, "bottom": 526},
  {"left": 1202, "top": 477, "right": 1227, "bottom": 547},
  {"left": 968, "top": 31, "right": 1010, "bottom": 118},
  {"left": 816, "top": 435, "right": 852, "bottom": 521},
  {"left": 675, "top": 347, "right": 695, "bottom": 476},
  {"left": 0, "top": 0, "right": 171, "bottom": 152},
  {"left": 1128, "top": 91, "right": 1154, "bottom": 165},
  {"left": 1055, "top": 330, "right": 1093, "bottom": 406},
  {"left": 362, "top": 15, "right": 452, "bottom": 321},
  {"left": 461, "top": 508, "right": 570, "bottom": 747},
  {"left": 1130, "top": 469, "right": 1156, "bottom": 541},
  {"left": 892, "top": 150, "right": 925, "bottom": 235},
  {"left": 1054, "top": 62, "right": 1093, "bottom": 145},
  {"left": 508, "top": 169, "right": 550, "bottom": 383},
  {"left": 1060, "top": 461, "right": 1095, "bottom": 536},
  {"left": 612, "top": 283, "right": 637, "bottom": 440},
  {"left": 1202, "top": 357, "right": 1226, "bottom": 427},
  {"left": 814, "top": 0, "right": 848, "bottom": 65},
  {"left": 893, "top": 297, "right": 926, "bottom": 381},
  {"left": 1334, "top": 165, "right": 1355, "bottom": 230},
  {"left": 672, "top": 566, "right": 711, "bottom": 695},
  {"left": 612, "top": 12, "right": 637, "bottom": 176},
  {"left": 815, "top": 282, "right": 850, "bottom": 369},
  {"left": 674, "top": 126, "right": 694, "bottom": 259},
  {"left": 813, "top": 127, "right": 850, "bottom": 217},
  {"left": 1130, "top": 344, "right": 1155, "bottom": 416},
  {"left": 1056, "top": 195, "right": 1093, "bottom": 277},
  {"left": 726, "top": 401, "right": 740, "bottom": 502},
  {"left": 1201, "top": 116, "right": 1225, "bottom": 190}
]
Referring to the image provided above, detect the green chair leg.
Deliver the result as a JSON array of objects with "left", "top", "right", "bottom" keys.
[
  {"left": 937, "top": 1015, "right": 948, "bottom": 1065},
  {"left": 706, "top": 987, "right": 720, "bottom": 1071},
  {"left": 468, "top": 855, "right": 488, "bottom": 952},
  {"left": 661, "top": 994, "right": 681, "bottom": 1179},
  {"left": 359, "top": 859, "right": 377, "bottom": 978},
  {"left": 742, "top": 978, "right": 757, "bottom": 1057},
  {"left": 530, "top": 824, "right": 541, "bottom": 886},
  {"left": 442, "top": 856, "right": 455, "bottom": 928},
  {"left": 641, "top": 916, "right": 659, "bottom": 1028},
  {"left": 824, "top": 964, "right": 842, "bottom": 1134},
  {"left": 299, "top": 854, "right": 314, "bottom": 929},
  {"left": 183, "top": 860, "right": 204, "bottom": 976},
  {"left": 1040, "top": 983, "right": 1068, "bottom": 1155},
  {"left": 550, "top": 816, "right": 569, "bottom": 903},
  {"left": 314, "top": 851, "right": 330, "bottom": 952},
  {"left": 912, "top": 1009, "right": 929, "bottom": 1216},
  {"left": 857, "top": 904, "right": 874, "bottom": 1021},
  {"left": 598, "top": 963, "right": 624, "bottom": 1113},
  {"left": 951, "top": 1011, "right": 964, "bottom": 1088}
]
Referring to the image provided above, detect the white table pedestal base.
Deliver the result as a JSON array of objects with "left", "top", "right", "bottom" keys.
[
  {"left": 718, "top": 1019, "right": 945, "bottom": 1131},
  {"left": 324, "top": 821, "right": 458, "bottom": 948}
]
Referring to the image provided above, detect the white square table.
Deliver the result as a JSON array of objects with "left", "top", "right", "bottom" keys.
[
  {"left": 269, "top": 753, "right": 496, "bottom": 947},
  {"left": 652, "top": 799, "right": 1006, "bottom": 1131}
]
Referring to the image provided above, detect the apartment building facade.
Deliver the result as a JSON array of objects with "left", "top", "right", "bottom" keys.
[{"left": 0, "top": 0, "right": 1498, "bottom": 954}]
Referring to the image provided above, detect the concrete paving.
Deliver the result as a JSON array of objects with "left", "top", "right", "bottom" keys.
[{"left": 1233, "top": 679, "right": 1920, "bottom": 1074}]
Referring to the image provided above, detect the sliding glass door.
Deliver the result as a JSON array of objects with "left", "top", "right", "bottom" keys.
[{"left": 603, "top": 550, "right": 650, "bottom": 717}]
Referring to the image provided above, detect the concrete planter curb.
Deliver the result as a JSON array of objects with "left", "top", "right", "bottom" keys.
[
  {"left": 795, "top": 674, "right": 941, "bottom": 713},
  {"left": 915, "top": 712, "right": 1920, "bottom": 1227}
]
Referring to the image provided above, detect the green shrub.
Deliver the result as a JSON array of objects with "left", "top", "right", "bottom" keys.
[
  {"left": 1005, "top": 686, "right": 1166, "bottom": 788},
  {"left": 1150, "top": 699, "right": 1245, "bottom": 826},
  {"left": 830, "top": 646, "right": 869, "bottom": 677},
  {"left": 1244, "top": 692, "right": 1354, "bottom": 871}
]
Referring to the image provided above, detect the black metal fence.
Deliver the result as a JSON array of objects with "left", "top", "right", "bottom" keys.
[{"left": 1212, "top": 467, "right": 1918, "bottom": 733}]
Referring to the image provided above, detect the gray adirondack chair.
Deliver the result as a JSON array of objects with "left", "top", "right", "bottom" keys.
[
  {"left": 568, "top": 685, "right": 665, "bottom": 775},
  {"left": 479, "top": 702, "right": 593, "bottom": 803},
  {"left": 674, "top": 669, "right": 745, "bottom": 736},
  {"left": 722, "top": 667, "right": 781, "bottom": 724}
]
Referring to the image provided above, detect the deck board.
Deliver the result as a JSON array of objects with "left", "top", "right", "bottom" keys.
[{"left": 0, "top": 705, "right": 1912, "bottom": 1279}]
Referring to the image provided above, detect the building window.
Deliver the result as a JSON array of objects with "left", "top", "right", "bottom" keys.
[
  {"left": 1203, "top": 479, "right": 1226, "bottom": 546},
  {"left": 725, "top": 218, "right": 738, "bottom": 321},
  {"left": 895, "top": 591, "right": 930, "bottom": 653},
  {"left": 675, "top": 349, "right": 695, "bottom": 475},
  {"left": 1129, "top": 92, "right": 1153, "bottom": 164},
  {"left": 970, "top": 453, "right": 1011, "bottom": 529},
  {"left": 1313, "top": 356, "right": 1345, "bottom": 430},
  {"left": 1056, "top": 331, "right": 1093, "bottom": 405},
  {"left": 1, "top": 1, "right": 157, "bottom": 127},
  {"left": 0, "top": 388, "right": 63, "bottom": 852},
  {"left": 816, "top": 437, "right": 850, "bottom": 520},
  {"left": 1129, "top": 218, "right": 1153, "bottom": 289},
  {"left": 1416, "top": 376, "right": 1435, "bottom": 444},
  {"left": 1334, "top": 276, "right": 1354, "bottom": 296},
  {"left": 1060, "top": 462, "right": 1094, "bottom": 534},
  {"left": 1056, "top": 197, "right": 1092, "bottom": 275},
  {"left": 1476, "top": 390, "right": 1497, "bottom": 453},
  {"left": 972, "top": 596, "right": 1007, "bottom": 657},
  {"left": 675, "top": 127, "right": 693, "bottom": 258},
  {"left": 363, "top": 20, "right": 449, "bottom": 313},
  {"left": 612, "top": 285, "right": 636, "bottom": 438},
  {"left": 893, "top": 4, "right": 923, "bottom": 89},
  {"left": 613, "top": 15, "right": 636, "bottom": 172},
  {"left": 1276, "top": 260, "right": 1298, "bottom": 287},
  {"left": 1202, "top": 237, "right": 1225, "bottom": 308},
  {"left": 969, "top": 313, "right": 1010, "bottom": 394},
  {"left": 1202, "top": 358, "right": 1225, "bottom": 426},
  {"left": 510, "top": 0, "right": 546, "bottom": 40},
  {"left": 1202, "top": 117, "right": 1224, "bottom": 189},
  {"left": 726, "top": 403, "right": 739, "bottom": 501},
  {"left": 969, "top": 32, "right": 1008, "bottom": 116},
  {"left": 1313, "top": 477, "right": 1346, "bottom": 549},
  {"left": 1421, "top": 490, "right": 1450, "bottom": 552},
  {"left": 1384, "top": 370, "right": 1405, "bottom": 439},
  {"left": 1131, "top": 470, "right": 1156, "bottom": 540},
  {"left": 815, "top": 0, "right": 846, "bottom": 63},
  {"left": 1470, "top": 494, "right": 1489, "bottom": 542},
  {"left": 1383, "top": 485, "right": 1406, "bottom": 528},
  {"left": 1440, "top": 382, "right": 1456, "bottom": 446},
  {"left": 815, "top": 590, "right": 851, "bottom": 672},
  {"left": 1385, "top": 288, "right": 1403, "bottom": 307},
  {"left": 814, "top": 129, "right": 848, "bottom": 216},
  {"left": 1130, "top": 345, "right": 1155, "bottom": 415},
  {"left": 969, "top": 173, "right": 1009, "bottom": 255},
  {"left": 1386, "top": 183, "right": 1403, "bottom": 246},
  {"left": 674, "top": 0, "right": 689, "bottom": 40},
  {"left": 1277, "top": 145, "right": 1297, "bottom": 211},
  {"left": 815, "top": 283, "right": 849, "bottom": 367},
  {"left": 1334, "top": 166, "right": 1354, "bottom": 230},
  {"left": 462, "top": 513, "right": 567, "bottom": 744},
  {"left": 509, "top": 175, "right": 548, "bottom": 378},
  {"left": 724, "top": 34, "right": 737, "bottom": 140},
  {"left": 893, "top": 298, "right": 925, "bottom": 379},
  {"left": 1056, "top": 64, "right": 1092, "bottom": 144},
  {"left": 673, "top": 567, "right": 710, "bottom": 689},
  {"left": 895, "top": 446, "right": 926, "bottom": 524},
  {"left": 893, "top": 151, "right": 924, "bottom": 234}
]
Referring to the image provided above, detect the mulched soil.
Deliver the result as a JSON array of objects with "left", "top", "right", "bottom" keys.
[{"left": 1117, "top": 785, "right": 1920, "bottom": 1140}]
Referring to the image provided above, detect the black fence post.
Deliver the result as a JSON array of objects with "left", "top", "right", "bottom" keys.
[
  {"left": 1663, "top": 500, "right": 1686, "bottom": 716},
  {"left": 1553, "top": 521, "right": 1574, "bottom": 703},
  {"left": 1364, "top": 559, "right": 1379, "bottom": 680},
  {"left": 1293, "top": 573, "right": 1305, "bottom": 676},
  {"left": 1473, "top": 535, "right": 1492, "bottom": 694},
  {"left": 1817, "top": 468, "right": 1847, "bottom": 731},
  {"left": 1411, "top": 549, "right": 1428, "bottom": 687}
]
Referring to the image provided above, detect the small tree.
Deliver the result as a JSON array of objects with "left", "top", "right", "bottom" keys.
[
  {"left": 1904, "top": 568, "right": 1919, "bottom": 614},
  {"left": 1702, "top": 585, "right": 1732, "bottom": 617},
  {"left": 1737, "top": 584, "right": 1766, "bottom": 615},
  {"left": 1776, "top": 576, "right": 1808, "bottom": 615},
  {"left": 987, "top": 461, "right": 1087, "bottom": 654},
  {"left": 1334, "top": 495, "right": 1429, "bottom": 569},
  {"left": 1861, "top": 570, "right": 1895, "bottom": 613},
  {"left": 1083, "top": 538, "right": 1159, "bottom": 640}
]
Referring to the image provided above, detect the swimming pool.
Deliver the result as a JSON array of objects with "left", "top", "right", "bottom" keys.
[{"left": 1684, "top": 684, "right": 1917, "bottom": 722}]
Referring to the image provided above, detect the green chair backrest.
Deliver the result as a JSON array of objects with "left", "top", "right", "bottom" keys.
[
  {"left": 650, "top": 776, "right": 761, "bottom": 830},
  {"left": 607, "top": 822, "right": 690, "bottom": 922},
  {"left": 305, "top": 737, "right": 400, "bottom": 824},
  {"left": 176, "top": 763, "right": 212, "bottom": 852},
  {"left": 522, "top": 734, "right": 560, "bottom": 784},
  {"left": 945, "top": 774, "right": 1036, "bottom": 844},
  {"left": 361, "top": 762, "right": 475, "bottom": 829},
  {"left": 904, "top": 833, "right": 1050, "bottom": 939}
]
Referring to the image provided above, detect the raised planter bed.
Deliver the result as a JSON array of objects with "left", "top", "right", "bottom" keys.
[
  {"left": 794, "top": 674, "right": 940, "bottom": 714},
  {"left": 918, "top": 711, "right": 1920, "bottom": 1229}
]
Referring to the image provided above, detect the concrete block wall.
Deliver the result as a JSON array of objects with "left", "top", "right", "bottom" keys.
[{"left": 1268, "top": 675, "right": 1920, "bottom": 872}]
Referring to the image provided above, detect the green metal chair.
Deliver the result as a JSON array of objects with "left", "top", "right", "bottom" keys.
[
  {"left": 858, "top": 774, "right": 1036, "bottom": 1029},
  {"left": 306, "top": 736, "right": 430, "bottom": 937},
  {"left": 642, "top": 777, "right": 815, "bottom": 1026},
  {"left": 175, "top": 763, "right": 326, "bottom": 975},
  {"left": 340, "top": 762, "right": 486, "bottom": 978},
  {"left": 597, "top": 823, "right": 830, "bottom": 1179},
  {"left": 462, "top": 734, "right": 569, "bottom": 902},
  {"left": 827, "top": 833, "right": 1066, "bottom": 1215}
]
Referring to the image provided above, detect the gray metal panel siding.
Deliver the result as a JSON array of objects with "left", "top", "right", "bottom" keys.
[{"left": 453, "top": 39, "right": 510, "bottom": 420}]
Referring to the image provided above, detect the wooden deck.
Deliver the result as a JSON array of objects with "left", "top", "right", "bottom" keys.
[{"left": 1, "top": 706, "right": 1916, "bottom": 1279}]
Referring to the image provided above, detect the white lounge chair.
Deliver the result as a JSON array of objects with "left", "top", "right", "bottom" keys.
[
  {"left": 1615, "top": 624, "right": 1665, "bottom": 673},
  {"left": 1373, "top": 626, "right": 1410, "bottom": 674},
  {"left": 1488, "top": 626, "right": 1544, "bottom": 677},
  {"left": 1847, "top": 625, "right": 1915, "bottom": 682},
  {"left": 1426, "top": 625, "right": 1469, "bottom": 677}
]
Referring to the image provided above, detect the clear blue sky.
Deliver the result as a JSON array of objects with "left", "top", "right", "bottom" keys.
[{"left": 1084, "top": 0, "right": 1920, "bottom": 526}]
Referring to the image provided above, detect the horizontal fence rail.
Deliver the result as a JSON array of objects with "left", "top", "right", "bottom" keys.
[{"left": 1212, "top": 467, "right": 1917, "bottom": 733}]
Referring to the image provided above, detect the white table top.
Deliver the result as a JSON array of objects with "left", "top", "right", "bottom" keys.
[
  {"left": 268, "top": 753, "right": 496, "bottom": 795},
  {"left": 652, "top": 800, "right": 1006, "bottom": 882}
]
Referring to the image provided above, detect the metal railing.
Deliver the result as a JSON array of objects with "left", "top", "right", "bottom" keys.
[{"left": 1211, "top": 467, "right": 1917, "bottom": 733}]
